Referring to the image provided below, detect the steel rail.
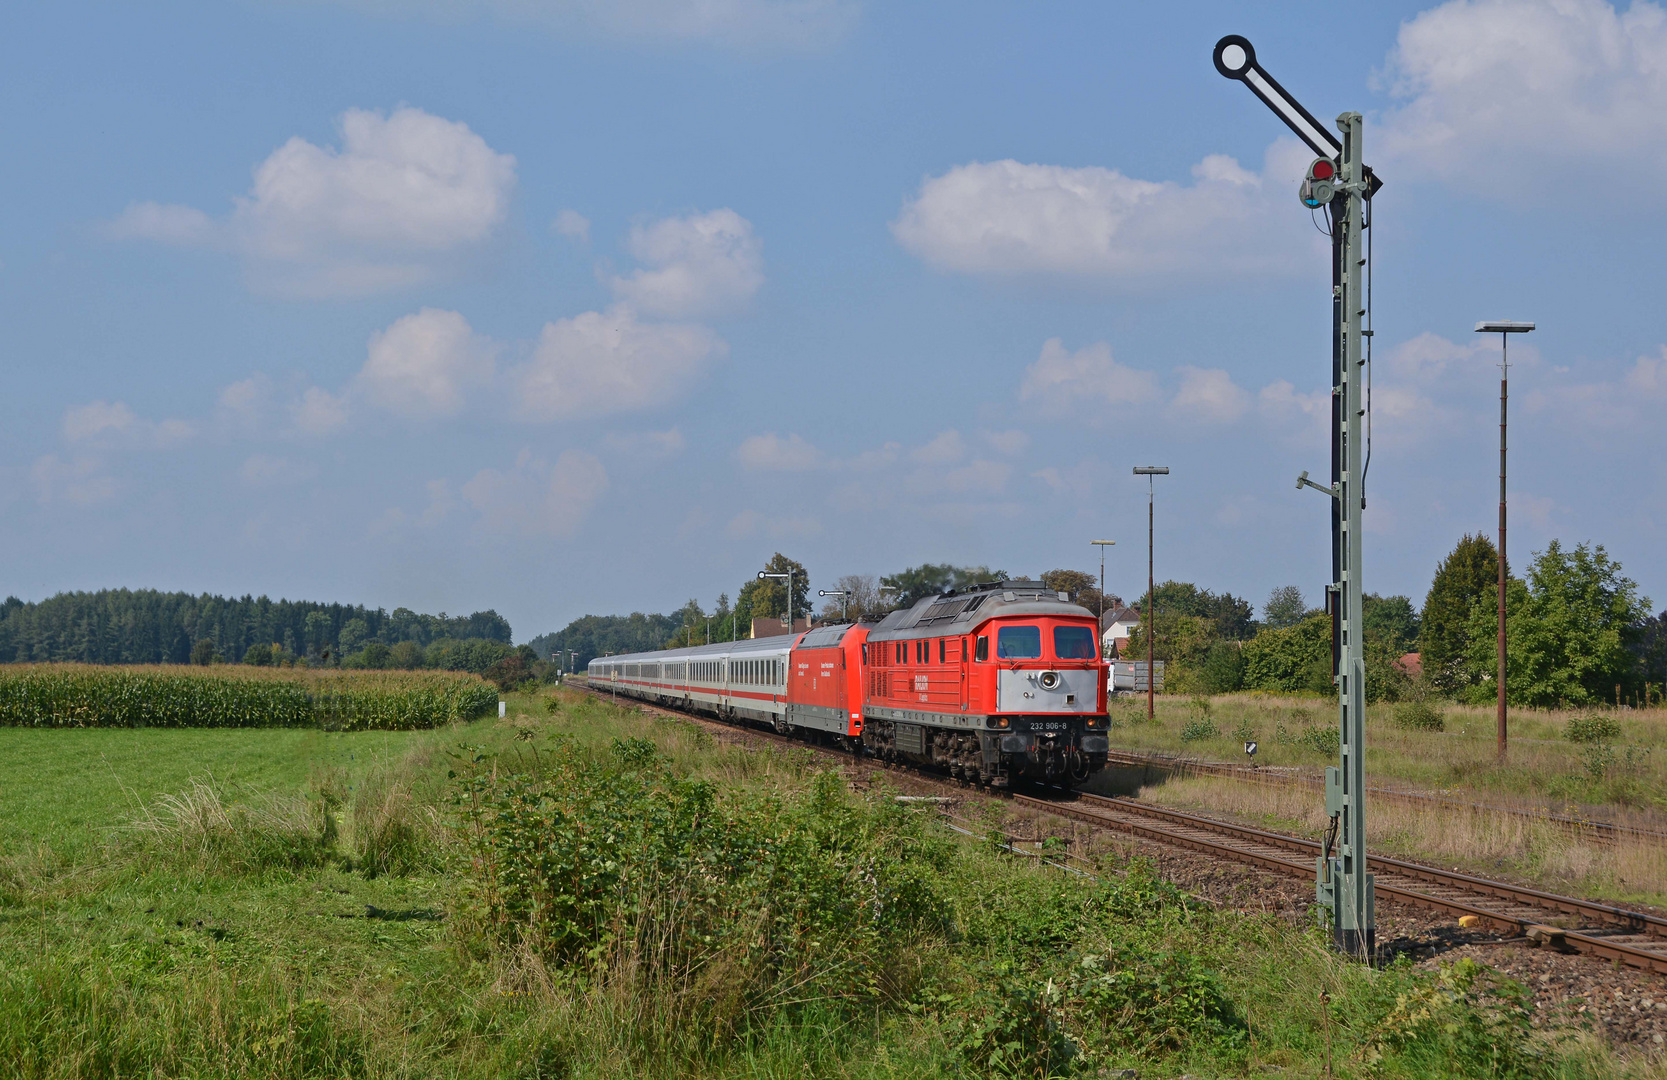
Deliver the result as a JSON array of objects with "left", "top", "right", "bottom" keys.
[
  {"left": 571, "top": 680, "right": 1667, "bottom": 974},
  {"left": 1099, "top": 747, "right": 1667, "bottom": 845},
  {"left": 1018, "top": 791, "right": 1667, "bottom": 975}
]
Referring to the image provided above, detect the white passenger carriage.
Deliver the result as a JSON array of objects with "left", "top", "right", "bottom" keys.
[{"left": 587, "top": 634, "right": 797, "bottom": 729}]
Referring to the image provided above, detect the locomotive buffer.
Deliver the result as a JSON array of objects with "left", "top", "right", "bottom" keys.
[{"left": 1214, "top": 35, "right": 1379, "bottom": 960}]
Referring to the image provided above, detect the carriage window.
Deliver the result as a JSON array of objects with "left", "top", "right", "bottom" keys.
[
  {"left": 938, "top": 639, "right": 945, "bottom": 664},
  {"left": 996, "top": 626, "right": 1042, "bottom": 659},
  {"left": 975, "top": 636, "right": 988, "bottom": 662}
]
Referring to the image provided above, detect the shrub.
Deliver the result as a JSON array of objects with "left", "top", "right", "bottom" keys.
[
  {"left": 1299, "top": 725, "right": 1340, "bottom": 756},
  {"left": 1565, "top": 714, "right": 1621, "bottom": 744},
  {"left": 1179, "top": 718, "right": 1219, "bottom": 742},
  {"left": 1392, "top": 700, "right": 1445, "bottom": 732},
  {"left": 452, "top": 742, "right": 952, "bottom": 1040}
]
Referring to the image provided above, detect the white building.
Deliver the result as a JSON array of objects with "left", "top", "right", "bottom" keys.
[{"left": 1099, "top": 604, "right": 1141, "bottom": 658}]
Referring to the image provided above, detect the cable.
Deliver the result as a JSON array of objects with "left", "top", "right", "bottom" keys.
[{"left": 1361, "top": 194, "right": 1373, "bottom": 504}]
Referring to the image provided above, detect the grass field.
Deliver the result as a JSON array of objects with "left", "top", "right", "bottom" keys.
[
  {"left": 1096, "top": 693, "right": 1667, "bottom": 908},
  {"left": 1, "top": 688, "right": 1659, "bottom": 1078}
]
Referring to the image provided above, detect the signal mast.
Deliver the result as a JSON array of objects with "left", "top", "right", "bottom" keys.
[{"left": 1214, "top": 35, "right": 1380, "bottom": 959}]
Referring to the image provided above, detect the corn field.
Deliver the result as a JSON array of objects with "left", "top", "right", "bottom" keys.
[{"left": 0, "top": 663, "right": 499, "bottom": 730}]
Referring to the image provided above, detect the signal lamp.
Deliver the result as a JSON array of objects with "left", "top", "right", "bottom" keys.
[
  {"left": 994, "top": 717, "right": 1011, "bottom": 729},
  {"left": 1307, "top": 157, "right": 1336, "bottom": 181}
]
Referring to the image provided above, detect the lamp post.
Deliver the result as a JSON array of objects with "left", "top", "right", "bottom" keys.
[
  {"left": 819, "top": 589, "right": 852, "bottom": 621},
  {"left": 1133, "top": 468, "right": 1169, "bottom": 722},
  {"left": 879, "top": 585, "right": 900, "bottom": 609},
  {"left": 1091, "top": 540, "right": 1116, "bottom": 656},
  {"left": 758, "top": 569, "right": 799, "bottom": 637},
  {"left": 1475, "top": 320, "right": 1535, "bottom": 763}
]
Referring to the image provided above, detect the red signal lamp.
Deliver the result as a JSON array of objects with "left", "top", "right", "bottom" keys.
[{"left": 1308, "top": 157, "right": 1337, "bottom": 182}]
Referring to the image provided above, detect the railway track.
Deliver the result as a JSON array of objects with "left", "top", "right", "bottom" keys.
[
  {"left": 569, "top": 680, "right": 1667, "bottom": 975},
  {"left": 1100, "top": 747, "right": 1667, "bottom": 846}
]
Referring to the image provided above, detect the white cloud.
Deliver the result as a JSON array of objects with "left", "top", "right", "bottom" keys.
[
  {"left": 982, "top": 429, "right": 1030, "bottom": 455},
  {"left": 62, "top": 401, "right": 191, "bottom": 446},
  {"left": 910, "top": 430, "right": 966, "bottom": 465},
  {"left": 553, "top": 209, "right": 590, "bottom": 241},
  {"left": 1380, "top": 0, "right": 1667, "bottom": 190},
  {"left": 112, "top": 107, "right": 516, "bottom": 296},
  {"left": 1020, "top": 338, "right": 1160, "bottom": 410},
  {"left": 461, "top": 448, "right": 608, "bottom": 536},
  {"left": 216, "top": 376, "right": 273, "bottom": 434},
  {"left": 31, "top": 455, "right": 116, "bottom": 505},
  {"left": 293, "top": 387, "right": 350, "bottom": 435},
  {"left": 736, "top": 432, "right": 824, "bottom": 471},
  {"left": 604, "top": 427, "right": 687, "bottom": 457},
  {"left": 313, "top": 0, "right": 858, "bottom": 47},
  {"left": 1625, "top": 347, "right": 1667, "bottom": 394},
  {"left": 608, "top": 209, "right": 763, "bottom": 316},
  {"left": 512, "top": 305, "right": 724, "bottom": 420},
  {"left": 1168, "top": 367, "right": 1250, "bottom": 423},
  {"left": 358, "top": 308, "right": 495, "bottom": 418},
  {"left": 239, "top": 454, "right": 316, "bottom": 487},
  {"left": 892, "top": 141, "right": 1319, "bottom": 280},
  {"left": 1256, "top": 380, "right": 1331, "bottom": 443}
]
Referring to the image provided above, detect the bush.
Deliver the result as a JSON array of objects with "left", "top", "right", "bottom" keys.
[
  {"left": 1197, "top": 640, "right": 1245, "bottom": 694},
  {"left": 1241, "top": 613, "right": 1333, "bottom": 695},
  {"left": 1299, "top": 725, "right": 1340, "bottom": 756},
  {"left": 1566, "top": 714, "right": 1621, "bottom": 744},
  {"left": 1179, "top": 718, "right": 1220, "bottom": 742},
  {"left": 1392, "top": 700, "right": 1445, "bottom": 732},
  {"left": 453, "top": 741, "right": 952, "bottom": 1040}
]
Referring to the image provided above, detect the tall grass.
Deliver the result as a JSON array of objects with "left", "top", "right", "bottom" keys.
[{"left": 0, "top": 663, "right": 497, "bottom": 730}]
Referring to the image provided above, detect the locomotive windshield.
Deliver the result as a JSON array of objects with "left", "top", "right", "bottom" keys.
[
  {"left": 1053, "top": 626, "right": 1097, "bottom": 659},
  {"left": 996, "top": 626, "right": 1042, "bottom": 659}
]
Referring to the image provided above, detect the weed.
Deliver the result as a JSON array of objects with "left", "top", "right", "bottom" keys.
[
  {"left": 1179, "top": 718, "right": 1220, "bottom": 743},
  {"left": 1566, "top": 715, "right": 1621, "bottom": 744},
  {"left": 1393, "top": 700, "right": 1445, "bottom": 732}
]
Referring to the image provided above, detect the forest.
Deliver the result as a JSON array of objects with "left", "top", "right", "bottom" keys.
[{"left": 0, "top": 590, "right": 512, "bottom": 669}]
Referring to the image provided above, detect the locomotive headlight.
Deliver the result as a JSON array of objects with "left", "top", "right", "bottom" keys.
[
  {"left": 1038, "top": 670, "right": 1062, "bottom": 691},
  {"left": 991, "top": 716, "right": 1010, "bottom": 729}
]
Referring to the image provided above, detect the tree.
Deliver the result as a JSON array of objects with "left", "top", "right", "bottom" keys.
[
  {"left": 663, "top": 599, "right": 709, "bottom": 649},
  {"left": 1362, "top": 594, "right": 1419, "bottom": 654},
  {"left": 1263, "top": 586, "right": 1309, "bottom": 631},
  {"left": 818, "top": 574, "right": 886, "bottom": 622},
  {"left": 1635, "top": 610, "right": 1667, "bottom": 698},
  {"left": 735, "top": 553, "right": 811, "bottom": 632},
  {"left": 191, "top": 638, "right": 216, "bottom": 666},
  {"left": 338, "top": 618, "right": 368, "bottom": 656},
  {"left": 1242, "top": 613, "right": 1333, "bottom": 695},
  {"left": 1465, "top": 540, "right": 1650, "bottom": 707},
  {"left": 1420, "top": 534, "right": 1503, "bottom": 692},
  {"left": 880, "top": 564, "right": 1007, "bottom": 609},
  {"left": 1149, "top": 580, "right": 1256, "bottom": 640}
]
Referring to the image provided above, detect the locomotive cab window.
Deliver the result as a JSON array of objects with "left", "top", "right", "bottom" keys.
[
  {"left": 1054, "top": 626, "right": 1097, "bottom": 659},
  {"left": 996, "top": 626, "right": 1042, "bottom": 660},
  {"left": 975, "top": 635, "right": 988, "bottom": 662}
]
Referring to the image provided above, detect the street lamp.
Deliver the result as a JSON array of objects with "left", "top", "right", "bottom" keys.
[
  {"left": 758, "top": 569, "right": 800, "bottom": 637},
  {"left": 1133, "top": 467, "right": 1169, "bottom": 722},
  {"left": 1090, "top": 540, "right": 1116, "bottom": 656},
  {"left": 819, "top": 589, "right": 852, "bottom": 621},
  {"left": 1476, "top": 320, "right": 1535, "bottom": 763}
]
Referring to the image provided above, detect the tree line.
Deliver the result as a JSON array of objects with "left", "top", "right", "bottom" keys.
[
  {"left": 530, "top": 538, "right": 1665, "bottom": 708},
  {"left": 0, "top": 589, "right": 514, "bottom": 672}
]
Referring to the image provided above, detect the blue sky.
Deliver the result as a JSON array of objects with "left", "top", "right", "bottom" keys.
[{"left": 3, "top": 0, "right": 1664, "bottom": 641}]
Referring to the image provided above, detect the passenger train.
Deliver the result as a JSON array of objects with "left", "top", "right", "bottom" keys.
[{"left": 586, "top": 579, "right": 1111, "bottom": 787}]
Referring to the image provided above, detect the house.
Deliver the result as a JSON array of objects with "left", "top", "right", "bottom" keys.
[
  {"left": 1395, "top": 652, "right": 1422, "bottom": 679},
  {"left": 1100, "top": 604, "right": 1142, "bottom": 658},
  {"left": 751, "top": 616, "right": 815, "bottom": 639}
]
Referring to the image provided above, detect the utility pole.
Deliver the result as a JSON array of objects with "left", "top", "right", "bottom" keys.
[
  {"left": 758, "top": 569, "right": 799, "bottom": 637},
  {"left": 1216, "top": 34, "right": 1380, "bottom": 960},
  {"left": 1133, "top": 468, "right": 1167, "bottom": 721},
  {"left": 1476, "top": 321, "right": 1534, "bottom": 763},
  {"left": 1091, "top": 540, "right": 1116, "bottom": 655}
]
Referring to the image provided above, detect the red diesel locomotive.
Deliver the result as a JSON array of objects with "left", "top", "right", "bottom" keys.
[{"left": 587, "top": 579, "right": 1111, "bottom": 787}]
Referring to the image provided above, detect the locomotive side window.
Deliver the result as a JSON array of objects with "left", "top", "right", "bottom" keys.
[
  {"left": 996, "top": 626, "right": 1042, "bottom": 659},
  {"left": 975, "top": 635, "right": 988, "bottom": 662},
  {"left": 938, "top": 639, "right": 945, "bottom": 664}
]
